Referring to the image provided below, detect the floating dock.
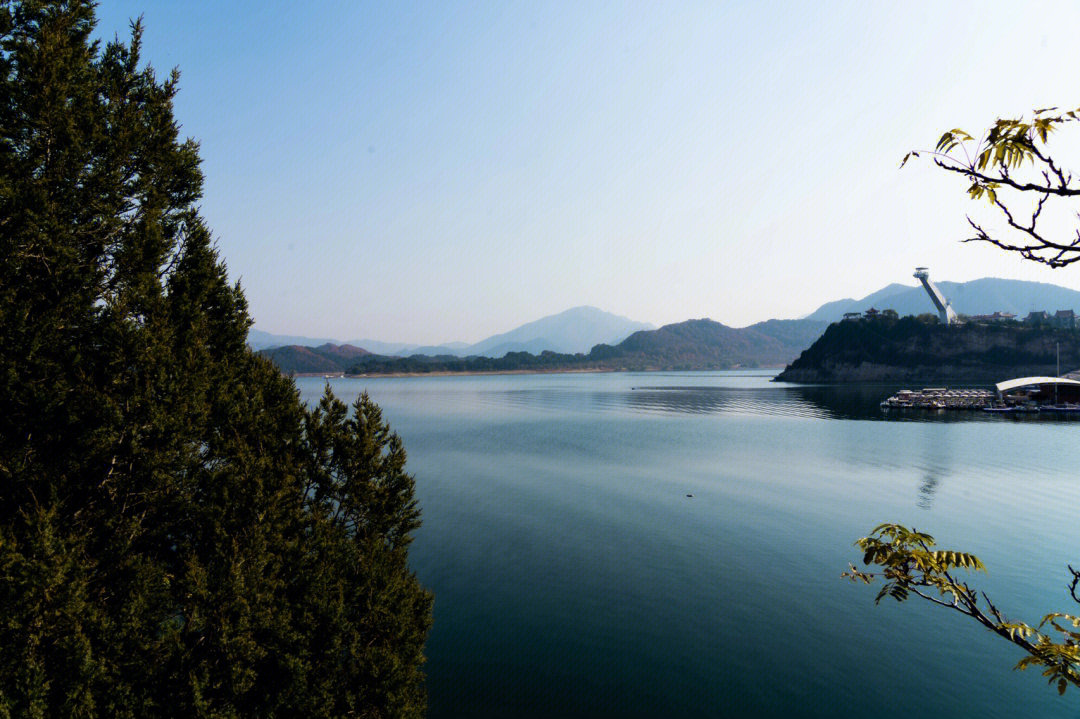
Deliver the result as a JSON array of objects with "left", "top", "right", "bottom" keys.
[
  {"left": 880, "top": 387, "right": 994, "bottom": 410},
  {"left": 882, "top": 376, "right": 1080, "bottom": 414}
]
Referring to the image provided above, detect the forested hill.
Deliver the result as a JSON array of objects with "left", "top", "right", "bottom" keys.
[
  {"left": 259, "top": 343, "right": 371, "bottom": 373},
  {"left": 775, "top": 315, "right": 1080, "bottom": 383},
  {"left": 260, "top": 318, "right": 829, "bottom": 374}
]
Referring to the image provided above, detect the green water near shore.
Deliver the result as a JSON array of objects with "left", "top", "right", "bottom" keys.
[{"left": 299, "top": 371, "right": 1080, "bottom": 718}]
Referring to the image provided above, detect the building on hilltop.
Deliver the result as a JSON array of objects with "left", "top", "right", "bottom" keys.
[
  {"left": 970, "top": 311, "right": 1017, "bottom": 323},
  {"left": 842, "top": 312, "right": 862, "bottom": 321},
  {"left": 1022, "top": 309, "right": 1075, "bottom": 327}
]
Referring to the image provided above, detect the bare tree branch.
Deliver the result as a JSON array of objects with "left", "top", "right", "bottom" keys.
[
  {"left": 932, "top": 157, "right": 1080, "bottom": 197},
  {"left": 849, "top": 524, "right": 1080, "bottom": 692},
  {"left": 913, "top": 108, "right": 1080, "bottom": 268}
]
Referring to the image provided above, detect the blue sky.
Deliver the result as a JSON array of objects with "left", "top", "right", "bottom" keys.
[{"left": 94, "top": 1, "right": 1080, "bottom": 343}]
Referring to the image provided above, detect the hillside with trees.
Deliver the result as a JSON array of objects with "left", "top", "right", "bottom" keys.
[
  {"left": 260, "top": 343, "right": 371, "bottom": 374},
  {"left": 776, "top": 314, "right": 1080, "bottom": 383},
  {"left": 260, "top": 318, "right": 829, "bottom": 375}
]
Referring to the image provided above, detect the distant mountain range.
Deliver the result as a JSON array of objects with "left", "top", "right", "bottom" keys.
[
  {"left": 252, "top": 278, "right": 1080, "bottom": 374},
  {"left": 465, "top": 306, "right": 654, "bottom": 355},
  {"left": 248, "top": 330, "right": 340, "bottom": 351},
  {"left": 249, "top": 306, "right": 652, "bottom": 357},
  {"left": 805, "top": 277, "right": 1080, "bottom": 322},
  {"left": 260, "top": 317, "right": 830, "bottom": 375}
]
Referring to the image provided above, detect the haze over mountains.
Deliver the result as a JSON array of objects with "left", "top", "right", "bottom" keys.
[
  {"left": 262, "top": 318, "right": 831, "bottom": 375},
  {"left": 249, "top": 306, "right": 652, "bottom": 356},
  {"left": 252, "top": 278, "right": 1080, "bottom": 369},
  {"left": 465, "top": 306, "right": 654, "bottom": 355}
]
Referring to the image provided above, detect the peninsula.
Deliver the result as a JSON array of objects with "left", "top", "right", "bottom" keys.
[{"left": 775, "top": 313, "right": 1080, "bottom": 383}]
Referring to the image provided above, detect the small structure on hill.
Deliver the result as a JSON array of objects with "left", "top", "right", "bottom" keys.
[
  {"left": 970, "top": 311, "right": 1016, "bottom": 322},
  {"left": 1022, "top": 309, "right": 1076, "bottom": 327}
]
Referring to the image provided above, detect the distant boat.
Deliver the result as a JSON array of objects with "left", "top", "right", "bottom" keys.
[
  {"left": 1039, "top": 404, "right": 1080, "bottom": 414},
  {"left": 981, "top": 404, "right": 1040, "bottom": 414}
]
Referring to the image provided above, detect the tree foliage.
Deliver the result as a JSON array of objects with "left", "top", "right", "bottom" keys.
[
  {"left": 853, "top": 103, "right": 1080, "bottom": 699},
  {"left": 845, "top": 525, "right": 1080, "bottom": 695},
  {"left": 0, "top": 2, "right": 430, "bottom": 716},
  {"left": 903, "top": 105, "right": 1080, "bottom": 267}
]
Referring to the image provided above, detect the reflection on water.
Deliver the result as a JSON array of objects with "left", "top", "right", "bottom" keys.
[
  {"left": 294, "top": 371, "right": 1080, "bottom": 719},
  {"left": 914, "top": 427, "right": 950, "bottom": 510},
  {"left": 304, "top": 372, "right": 1080, "bottom": 423},
  {"left": 438, "top": 381, "right": 906, "bottom": 420},
  {"left": 627, "top": 384, "right": 845, "bottom": 418},
  {"left": 627, "top": 385, "right": 825, "bottom": 417},
  {"left": 626, "top": 382, "right": 1025, "bottom": 421},
  {"left": 486, "top": 382, "right": 991, "bottom": 421},
  {"left": 918, "top": 473, "right": 939, "bottom": 510}
]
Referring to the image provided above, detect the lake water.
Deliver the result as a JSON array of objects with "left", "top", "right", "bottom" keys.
[{"left": 297, "top": 371, "right": 1080, "bottom": 718}]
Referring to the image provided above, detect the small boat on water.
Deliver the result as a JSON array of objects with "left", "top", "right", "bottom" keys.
[
  {"left": 981, "top": 403, "right": 1041, "bottom": 414},
  {"left": 1038, "top": 403, "right": 1080, "bottom": 414}
]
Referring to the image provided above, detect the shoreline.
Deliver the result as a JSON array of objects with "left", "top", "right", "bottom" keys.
[
  {"left": 291, "top": 366, "right": 784, "bottom": 379},
  {"left": 292, "top": 367, "right": 620, "bottom": 379}
]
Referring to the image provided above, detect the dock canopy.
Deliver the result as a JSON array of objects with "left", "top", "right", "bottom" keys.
[{"left": 995, "top": 376, "right": 1080, "bottom": 400}]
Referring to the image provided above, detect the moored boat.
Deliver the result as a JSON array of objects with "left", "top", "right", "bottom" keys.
[{"left": 1038, "top": 403, "right": 1080, "bottom": 413}]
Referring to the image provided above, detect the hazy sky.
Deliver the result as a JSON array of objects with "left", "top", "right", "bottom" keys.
[{"left": 93, "top": 1, "right": 1080, "bottom": 344}]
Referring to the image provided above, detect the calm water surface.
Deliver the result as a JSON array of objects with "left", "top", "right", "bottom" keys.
[{"left": 298, "top": 371, "right": 1080, "bottom": 718}]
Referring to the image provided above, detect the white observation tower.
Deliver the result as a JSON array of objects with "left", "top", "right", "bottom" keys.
[{"left": 913, "top": 267, "right": 957, "bottom": 325}]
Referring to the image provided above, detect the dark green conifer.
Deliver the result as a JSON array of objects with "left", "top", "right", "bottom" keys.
[{"left": 0, "top": 2, "right": 431, "bottom": 716}]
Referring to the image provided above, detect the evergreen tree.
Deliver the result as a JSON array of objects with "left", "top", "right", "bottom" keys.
[{"left": 0, "top": 2, "right": 431, "bottom": 716}]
